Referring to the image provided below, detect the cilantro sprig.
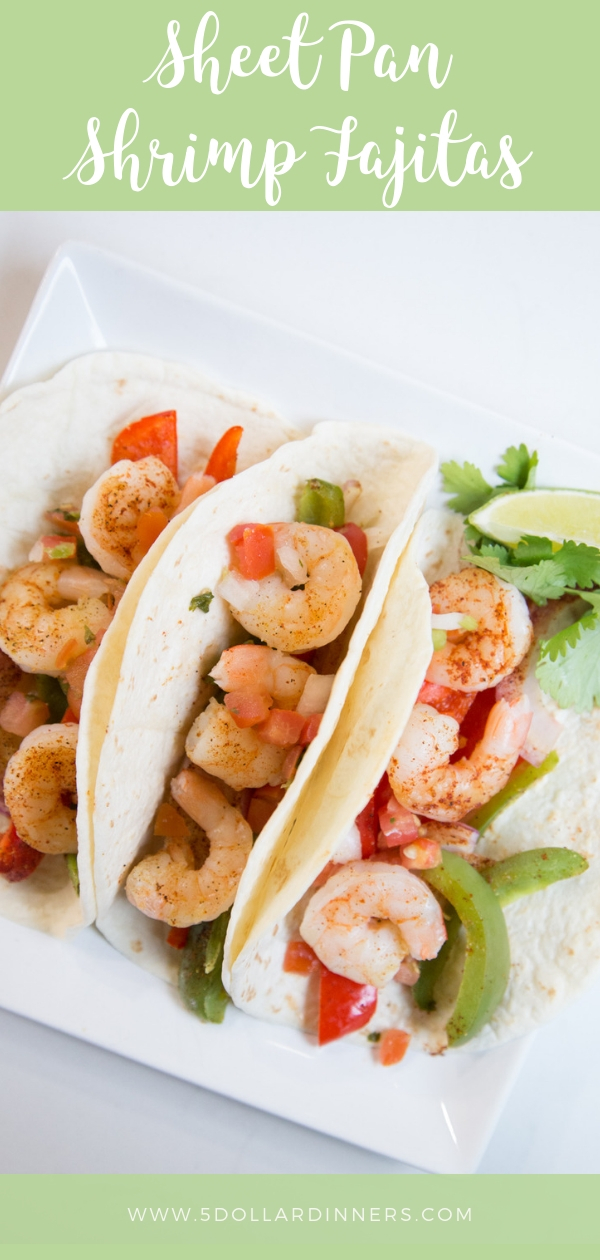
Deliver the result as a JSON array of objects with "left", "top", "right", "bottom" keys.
[
  {"left": 441, "top": 443, "right": 600, "bottom": 710},
  {"left": 441, "top": 444, "right": 538, "bottom": 516}
]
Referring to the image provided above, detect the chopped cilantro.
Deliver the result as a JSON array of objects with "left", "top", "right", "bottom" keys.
[
  {"left": 367, "top": 1031, "right": 381, "bottom": 1043},
  {"left": 496, "top": 444, "right": 538, "bottom": 490},
  {"left": 83, "top": 625, "right": 96, "bottom": 645},
  {"left": 189, "top": 590, "right": 214, "bottom": 614},
  {"left": 76, "top": 537, "right": 101, "bottom": 569},
  {"left": 536, "top": 611, "right": 600, "bottom": 712},
  {"left": 466, "top": 555, "right": 570, "bottom": 605},
  {"left": 468, "top": 539, "right": 600, "bottom": 605}
]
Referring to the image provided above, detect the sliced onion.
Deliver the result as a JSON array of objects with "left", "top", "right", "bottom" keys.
[
  {"left": 275, "top": 544, "right": 305, "bottom": 586},
  {"left": 296, "top": 673, "right": 335, "bottom": 717},
  {"left": 57, "top": 567, "right": 111, "bottom": 600},
  {"left": 217, "top": 570, "right": 260, "bottom": 611}
]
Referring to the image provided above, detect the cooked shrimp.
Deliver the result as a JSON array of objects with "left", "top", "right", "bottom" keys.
[
  {"left": 300, "top": 860, "right": 446, "bottom": 987},
  {"left": 3, "top": 723, "right": 78, "bottom": 854},
  {"left": 426, "top": 567, "right": 532, "bottom": 691},
  {"left": 210, "top": 644, "right": 315, "bottom": 709},
  {"left": 388, "top": 696, "right": 532, "bottom": 822},
  {"left": 217, "top": 522, "right": 362, "bottom": 653},
  {"left": 125, "top": 768, "right": 252, "bottom": 927},
  {"left": 0, "top": 563, "right": 114, "bottom": 675},
  {"left": 79, "top": 456, "right": 180, "bottom": 579},
  {"left": 185, "top": 698, "right": 286, "bottom": 791}
]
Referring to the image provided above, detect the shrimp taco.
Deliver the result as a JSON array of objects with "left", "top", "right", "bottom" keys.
[
  {"left": 92, "top": 421, "right": 437, "bottom": 1022},
  {"left": 224, "top": 444, "right": 599, "bottom": 1064},
  {"left": 0, "top": 350, "right": 295, "bottom": 935}
]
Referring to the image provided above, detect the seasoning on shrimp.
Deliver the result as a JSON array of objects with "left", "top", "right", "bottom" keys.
[
  {"left": 426, "top": 567, "right": 532, "bottom": 691},
  {"left": 79, "top": 455, "right": 180, "bottom": 579},
  {"left": 3, "top": 723, "right": 79, "bottom": 854},
  {"left": 217, "top": 521, "right": 362, "bottom": 653},
  {"left": 125, "top": 768, "right": 252, "bottom": 928}
]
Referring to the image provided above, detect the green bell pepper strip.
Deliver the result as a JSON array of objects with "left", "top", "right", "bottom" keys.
[
  {"left": 412, "top": 905, "right": 460, "bottom": 1012},
  {"left": 421, "top": 851, "right": 511, "bottom": 1047},
  {"left": 297, "top": 479, "right": 345, "bottom": 529},
  {"left": 178, "top": 911, "right": 230, "bottom": 1023},
  {"left": 483, "top": 847, "right": 588, "bottom": 906},
  {"left": 464, "top": 750, "right": 558, "bottom": 834}
]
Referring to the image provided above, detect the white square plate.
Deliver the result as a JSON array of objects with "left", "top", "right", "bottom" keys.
[{"left": 3, "top": 242, "right": 598, "bottom": 1173}]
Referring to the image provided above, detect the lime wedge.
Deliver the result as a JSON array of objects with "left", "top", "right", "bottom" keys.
[{"left": 469, "top": 489, "right": 600, "bottom": 547}]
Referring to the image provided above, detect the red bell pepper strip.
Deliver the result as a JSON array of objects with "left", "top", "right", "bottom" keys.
[
  {"left": 204, "top": 426, "right": 243, "bottom": 483},
  {"left": 111, "top": 410, "right": 178, "bottom": 478},
  {"left": 318, "top": 967, "right": 377, "bottom": 1045}
]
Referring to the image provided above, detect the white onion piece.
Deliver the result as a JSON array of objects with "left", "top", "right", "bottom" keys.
[
  {"left": 217, "top": 570, "right": 260, "bottom": 611},
  {"left": 331, "top": 824, "right": 362, "bottom": 864},
  {"left": 57, "top": 567, "right": 111, "bottom": 600},
  {"left": 431, "top": 612, "right": 466, "bottom": 631},
  {"left": 275, "top": 544, "right": 305, "bottom": 586},
  {"left": 28, "top": 539, "right": 45, "bottom": 562},
  {"left": 296, "top": 673, "right": 335, "bottom": 716}
]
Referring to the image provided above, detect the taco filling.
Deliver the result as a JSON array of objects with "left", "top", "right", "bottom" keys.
[
  {"left": 0, "top": 408, "right": 253, "bottom": 906},
  {"left": 228, "top": 443, "right": 596, "bottom": 1065}
]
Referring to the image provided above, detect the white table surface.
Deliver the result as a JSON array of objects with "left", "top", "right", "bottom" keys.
[{"left": 0, "top": 210, "right": 599, "bottom": 1175}]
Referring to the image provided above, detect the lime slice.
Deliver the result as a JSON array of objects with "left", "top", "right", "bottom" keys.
[{"left": 469, "top": 489, "right": 600, "bottom": 547}]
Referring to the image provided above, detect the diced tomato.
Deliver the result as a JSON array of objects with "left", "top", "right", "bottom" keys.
[
  {"left": 167, "top": 926, "right": 189, "bottom": 949},
  {"left": 0, "top": 691, "right": 49, "bottom": 737},
  {"left": 111, "top": 410, "right": 178, "bottom": 478},
  {"left": 282, "top": 744, "right": 302, "bottom": 782},
  {"left": 257, "top": 708, "right": 306, "bottom": 747},
  {"left": 356, "top": 796, "right": 378, "bottom": 858},
  {"left": 154, "top": 802, "right": 190, "bottom": 839},
  {"left": 228, "top": 523, "right": 275, "bottom": 580},
  {"left": 44, "top": 509, "right": 81, "bottom": 537},
  {"left": 283, "top": 939, "right": 321, "bottom": 975},
  {"left": 136, "top": 508, "right": 169, "bottom": 556},
  {"left": 224, "top": 689, "right": 272, "bottom": 729},
  {"left": 29, "top": 535, "right": 77, "bottom": 563},
  {"left": 204, "top": 426, "right": 243, "bottom": 483},
  {"left": 417, "top": 680, "right": 476, "bottom": 725},
  {"left": 299, "top": 712, "right": 323, "bottom": 745},
  {"left": 0, "top": 822, "right": 44, "bottom": 882},
  {"left": 61, "top": 707, "right": 79, "bottom": 725},
  {"left": 334, "top": 523, "right": 368, "bottom": 577},
  {"left": 318, "top": 968, "right": 378, "bottom": 1045},
  {"left": 452, "top": 687, "right": 497, "bottom": 762},
  {"left": 247, "top": 794, "right": 279, "bottom": 835},
  {"left": 54, "top": 638, "right": 81, "bottom": 671},
  {"left": 378, "top": 795, "right": 419, "bottom": 846},
  {"left": 401, "top": 839, "right": 442, "bottom": 870},
  {"left": 378, "top": 1028, "right": 411, "bottom": 1066}
]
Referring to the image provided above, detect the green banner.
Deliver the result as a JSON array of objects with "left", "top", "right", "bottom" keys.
[
  {"left": 2, "top": 0, "right": 598, "bottom": 208},
  {"left": 0, "top": 1174, "right": 599, "bottom": 1249}
]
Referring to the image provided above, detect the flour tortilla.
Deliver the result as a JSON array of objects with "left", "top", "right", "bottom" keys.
[
  {"left": 225, "top": 509, "right": 600, "bottom": 1053},
  {"left": 0, "top": 351, "right": 295, "bottom": 936},
  {"left": 95, "top": 422, "right": 437, "bottom": 983}
]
